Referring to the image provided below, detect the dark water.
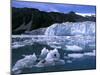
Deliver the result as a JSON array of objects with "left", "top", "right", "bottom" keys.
[{"left": 12, "top": 42, "right": 96, "bottom": 74}]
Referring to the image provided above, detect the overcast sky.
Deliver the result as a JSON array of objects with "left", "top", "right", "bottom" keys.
[{"left": 12, "top": 0, "right": 96, "bottom": 14}]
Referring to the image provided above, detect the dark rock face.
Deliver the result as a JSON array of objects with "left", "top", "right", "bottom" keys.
[{"left": 12, "top": 7, "right": 96, "bottom": 34}]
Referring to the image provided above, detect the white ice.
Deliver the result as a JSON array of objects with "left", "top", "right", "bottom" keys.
[
  {"left": 84, "top": 50, "right": 96, "bottom": 56},
  {"left": 45, "top": 21, "right": 95, "bottom": 36},
  {"left": 36, "top": 48, "right": 65, "bottom": 67},
  {"left": 65, "top": 45, "right": 83, "bottom": 51},
  {"left": 45, "top": 48, "right": 60, "bottom": 61},
  {"left": 68, "top": 53, "right": 84, "bottom": 58},
  {"left": 12, "top": 53, "right": 37, "bottom": 74},
  {"left": 39, "top": 47, "right": 49, "bottom": 60}
]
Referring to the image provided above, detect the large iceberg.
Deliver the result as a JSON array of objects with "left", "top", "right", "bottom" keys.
[
  {"left": 36, "top": 48, "right": 65, "bottom": 68},
  {"left": 45, "top": 21, "right": 95, "bottom": 36}
]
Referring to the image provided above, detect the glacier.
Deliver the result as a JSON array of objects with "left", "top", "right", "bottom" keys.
[{"left": 45, "top": 21, "right": 95, "bottom": 36}]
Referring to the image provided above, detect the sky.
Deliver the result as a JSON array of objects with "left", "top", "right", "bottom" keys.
[{"left": 12, "top": 0, "right": 96, "bottom": 14}]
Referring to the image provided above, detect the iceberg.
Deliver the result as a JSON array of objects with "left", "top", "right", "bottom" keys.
[
  {"left": 12, "top": 53, "right": 37, "bottom": 74},
  {"left": 68, "top": 53, "right": 84, "bottom": 58},
  {"left": 36, "top": 48, "right": 65, "bottom": 67},
  {"left": 39, "top": 47, "right": 49, "bottom": 60},
  {"left": 45, "top": 48, "right": 60, "bottom": 61},
  {"left": 65, "top": 45, "right": 83, "bottom": 51},
  {"left": 67, "top": 60, "right": 72, "bottom": 63},
  {"left": 35, "top": 59, "right": 55, "bottom": 67},
  {"left": 84, "top": 50, "right": 96, "bottom": 56}
]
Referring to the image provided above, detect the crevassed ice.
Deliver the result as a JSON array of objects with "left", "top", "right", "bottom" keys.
[{"left": 45, "top": 21, "right": 95, "bottom": 36}]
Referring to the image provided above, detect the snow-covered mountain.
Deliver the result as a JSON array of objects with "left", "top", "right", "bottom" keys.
[{"left": 76, "top": 13, "right": 95, "bottom": 17}]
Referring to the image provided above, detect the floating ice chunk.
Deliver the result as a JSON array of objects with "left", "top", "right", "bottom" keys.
[
  {"left": 36, "top": 48, "right": 62, "bottom": 67},
  {"left": 45, "top": 48, "right": 60, "bottom": 61},
  {"left": 67, "top": 60, "right": 72, "bottom": 63},
  {"left": 35, "top": 59, "right": 55, "bottom": 67},
  {"left": 88, "top": 44, "right": 96, "bottom": 50},
  {"left": 12, "top": 53, "right": 37, "bottom": 74},
  {"left": 68, "top": 53, "right": 84, "bottom": 58},
  {"left": 50, "top": 41, "right": 61, "bottom": 45},
  {"left": 50, "top": 45, "right": 61, "bottom": 49},
  {"left": 36, "top": 59, "right": 65, "bottom": 67},
  {"left": 65, "top": 45, "right": 83, "bottom": 51},
  {"left": 39, "top": 47, "right": 49, "bottom": 60},
  {"left": 84, "top": 50, "right": 96, "bottom": 56},
  {"left": 12, "top": 44, "right": 25, "bottom": 49},
  {"left": 89, "top": 44, "right": 95, "bottom": 47},
  {"left": 55, "top": 59, "right": 65, "bottom": 65},
  {"left": 63, "top": 56, "right": 70, "bottom": 60}
]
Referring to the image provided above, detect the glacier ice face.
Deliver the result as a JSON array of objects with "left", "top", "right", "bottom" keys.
[{"left": 45, "top": 21, "right": 95, "bottom": 36}]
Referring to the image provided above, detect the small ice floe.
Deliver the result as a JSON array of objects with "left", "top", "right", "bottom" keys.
[
  {"left": 39, "top": 47, "right": 49, "bottom": 60},
  {"left": 88, "top": 44, "right": 95, "bottom": 48},
  {"left": 36, "top": 57, "right": 65, "bottom": 68},
  {"left": 12, "top": 43, "right": 25, "bottom": 49},
  {"left": 63, "top": 55, "right": 70, "bottom": 60},
  {"left": 88, "top": 44, "right": 96, "bottom": 50},
  {"left": 50, "top": 41, "right": 61, "bottom": 45},
  {"left": 63, "top": 53, "right": 69, "bottom": 59},
  {"left": 84, "top": 50, "right": 96, "bottom": 56},
  {"left": 66, "top": 60, "right": 72, "bottom": 63},
  {"left": 12, "top": 53, "right": 37, "bottom": 74},
  {"left": 23, "top": 40, "right": 33, "bottom": 45},
  {"left": 65, "top": 45, "right": 83, "bottom": 51},
  {"left": 68, "top": 53, "right": 84, "bottom": 58},
  {"left": 50, "top": 45, "right": 61, "bottom": 49},
  {"left": 35, "top": 59, "right": 55, "bottom": 67}
]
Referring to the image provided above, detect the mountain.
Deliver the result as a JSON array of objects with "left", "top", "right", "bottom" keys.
[{"left": 12, "top": 7, "right": 96, "bottom": 34}]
